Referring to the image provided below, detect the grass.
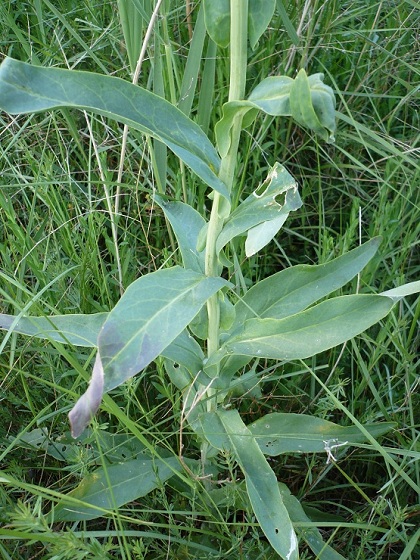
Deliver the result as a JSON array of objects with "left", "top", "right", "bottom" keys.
[{"left": 0, "top": 0, "right": 419, "bottom": 558}]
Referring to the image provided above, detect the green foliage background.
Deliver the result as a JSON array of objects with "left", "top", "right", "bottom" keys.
[{"left": 0, "top": 1, "right": 419, "bottom": 558}]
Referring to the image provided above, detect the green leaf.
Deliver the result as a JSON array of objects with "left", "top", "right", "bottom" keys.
[
  {"left": 203, "top": 0, "right": 230, "bottom": 48},
  {"left": 69, "top": 267, "right": 227, "bottom": 437},
  {"left": 206, "top": 294, "right": 395, "bottom": 370},
  {"left": 52, "top": 456, "right": 184, "bottom": 521},
  {"left": 248, "top": 0, "right": 276, "bottom": 50},
  {"left": 276, "top": 0, "right": 299, "bottom": 46},
  {"left": 154, "top": 195, "right": 206, "bottom": 273},
  {"left": 203, "top": 0, "right": 276, "bottom": 50},
  {"left": 249, "top": 413, "right": 395, "bottom": 455},
  {"left": 380, "top": 280, "right": 420, "bottom": 301},
  {"left": 279, "top": 482, "right": 346, "bottom": 559},
  {"left": 248, "top": 75, "right": 294, "bottom": 114},
  {"left": 234, "top": 237, "right": 381, "bottom": 323},
  {"left": 0, "top": 312, "right": 107, "bottom": 347},
  {"left": 290, "top": 69, "right": 336, "bottom": 143},
  {"left": 201, "top": 409, "right": 298, "bottom": 560},
  {"left": 99, "top": 266, "right": 226, "bottom": 392},
  {"left": 216, "top": 163, "right": 302, "bottom": 255},
  {"left": 0, "top": 58, "right": 229, "bottom": 200},
  {"left": 0, "top": 311, "right": 202, "bottom": 385}
]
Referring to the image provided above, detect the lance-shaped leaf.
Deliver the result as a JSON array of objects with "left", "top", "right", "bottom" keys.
[
  {"left": 216, "top": 163, "right": 302, "bottom": 256},
  {"left": 203, "top": 0, "right": 276, "bottom": 50},
  {"left": 154, "top": 195, "right": 206, "bottom": 273},
  {"left": 51, "top": 456, "right": 186, "bottom": 522},
  {"left": 279, "top": 482, "right": 346, "bottom": 560},
  {"left": 0, "top": 312, "right": 203, "bottom": 376},
  {"left": 234, "top": 237, "right": 381, "bottom": 323},
  {"left": 0, "top": 312, "right": 107, "bottom": 347},
  {"left": 249, "top": 413, "right": 395, "bottom": 455},
  {"left": 69, "top": 267, "right": 228, "bottom": 437},
  {"left": 0, "top": 58, "right": 229, "bottom": 200},
  {"left": 205, "top": 294, "right": 395, "bottom": 372},
  {"left": 201, "top": 409, "right": 298, "bottom": 560}
]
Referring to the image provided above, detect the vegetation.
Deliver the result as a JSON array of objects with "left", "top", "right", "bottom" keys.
[{"left": 0, "top": 1, "right": 419, "bottom": 559}]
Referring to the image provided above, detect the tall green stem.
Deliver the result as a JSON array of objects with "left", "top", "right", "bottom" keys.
[{"left": 205, "top": 0, "right": 248, "bottom": 369}]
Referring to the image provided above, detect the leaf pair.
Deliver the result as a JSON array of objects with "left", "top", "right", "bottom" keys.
[{"left": 216, "top": 69, "right": 336, "bottom": 158}]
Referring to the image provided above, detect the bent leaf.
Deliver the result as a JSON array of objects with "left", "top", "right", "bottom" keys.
[
  {"left": 0, "top": 312, "right": 107, "bottom": 347},
  {"left": 0, "top": 313, "right": 203, "bottom": 375},
  {"left": 201, "top": 409, "right": 298, "bottom": 560},
  {"left": 99, "top": 267, "right": 226, "bottom": 392},
  {"left": 0, "top": 58, "right": 229, "bottom": 200},
  {"left": 279, "top": 483, "right": 346, "bottom": 560},
  {"left": 249, "top": 413, "right": 395, "bottom": 455},
  {"left": 52, "top": 456, "right": 184, "bottom": 521},
  {"left": 70, "top": 267, "right": 227, "bottom": 437},
  {"left": 216, "top": 163, "right": 302, "bottom": 255},
  {"left": 216, "top": 70, "right": 336, "bottom": 155},
  {"left": 289, "top": 69, "right": 336, "bottom": 143},
  {"left": 206, "top": 294, "right": 395, "bottom": 370},
  {"left": 234, "top": 237, "right": 381, "bottom": 323}
]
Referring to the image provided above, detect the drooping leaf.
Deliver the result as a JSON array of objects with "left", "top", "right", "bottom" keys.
[
  {"left": 0, "top": 310, "right": 203, "bottom": 391},
  {"left": 201, "top": 409, "right": 298, "bottom": 560},
  {"left": 205, "top": 294, "right": 395, "bottom": 371},
  {"left": 248, "top": 0, "right": 276, "bottom": 49},
  {"left": 215, "top": 70, "right": 336, "bottom": 156},
  {"left": 69, "top": 353, "right": 104, "bottom": 439},
  {"left": 69, "top": 267, "right": 228, "bottom": 437},
  {"left": 154, "top": 195, "right": 206, "bottom": 273},
  {"left": 0, "top": 58, "right": 229, "bottom": 200},
  {"left": 279, "top": 482, "right": 346, "bottom": 559},
  {"left": 51, "top": 456, "right": 186, "bottom": 521},
  {"left": 0, "top": 312, "right": 107, "bottom": 347},
  {"left": 234, "top": 237, "right": 381, "bottom": 323},
  {"left": 216, "top": 163, "right": 302, "bottom": 255},
  {"left": 98, "top": 267, "right": 226, "bottom": 393},
  {"left": 249, "top": 413, "right": 395, "bottom": 455}
]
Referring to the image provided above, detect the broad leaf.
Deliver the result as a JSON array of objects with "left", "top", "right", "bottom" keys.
[
  {"left": 248, "top": 0, "right": 276, "bottom": 49},
  {"left": 201, "top": 410, "right": 298, "bottom": 560},
  {"left": 69, "top": 267, "right": 227, "bottom": 437},
  {"left": 205, "top": 294, "right": 395, "bottom": 371},
  {"left": 216, "top": 70, "right": 336, "bottom": 155},
  {"left": 249, "top": 413, "right": 395, "bottom": 455},
  {"left": 52, "top": 456, "right": 184, "bottom": 521},
  {"left": 154, "top": 195, "right": 206, "bottom": 273},
  {"left": 203, "top": 0, "right": 276, "bottom": 50},
  {"left": 203, "top": 0, "right": 230, "bottom": 48},
  {"left": 216, "top": 163, "right": 302, "bottom": 255},
  {"left": 99, "top": 267, "right": 226, "bottom": 392},
  {"left": 234, "top": 237, "right": 381, "bottom": 323},
  {"left": 0, "top": 313, "right": 203, "bottom": 375},
  {"left": 289, "top": 69, "right": 336, "bottom": 143},
  {"left": 0, "top": 58, "right": 229, "bottom": 200}
]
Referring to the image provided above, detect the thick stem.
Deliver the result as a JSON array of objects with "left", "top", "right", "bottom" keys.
[{"left": 205, "top": 0, "right": 248, "bottom": 377}]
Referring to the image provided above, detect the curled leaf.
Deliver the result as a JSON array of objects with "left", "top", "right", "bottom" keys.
[{"left": 69, "top": 354, "right": 104, "bottom": 439}]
